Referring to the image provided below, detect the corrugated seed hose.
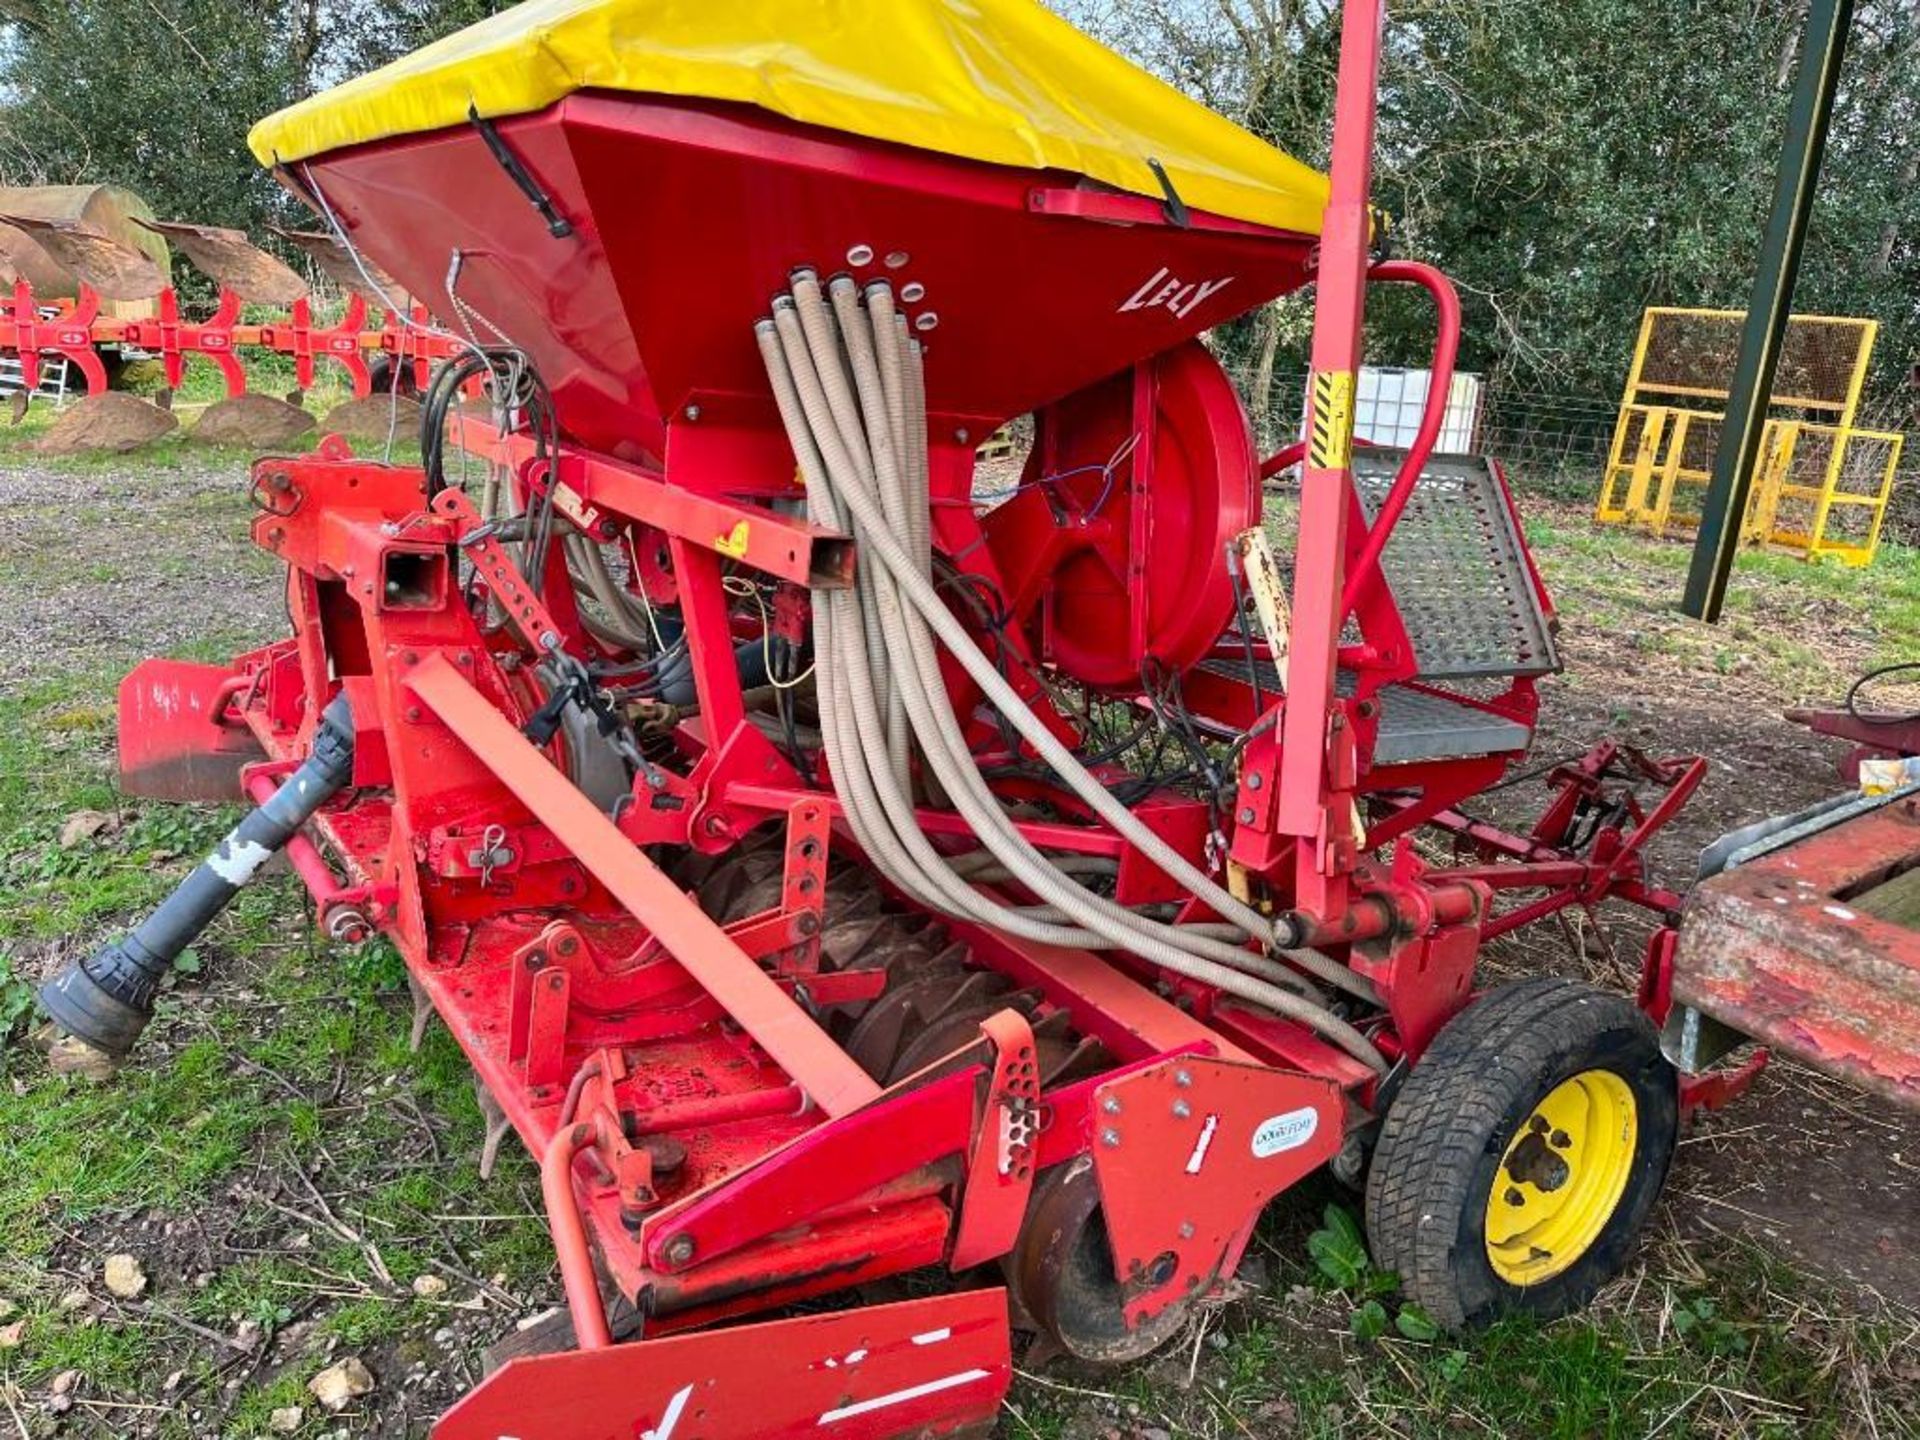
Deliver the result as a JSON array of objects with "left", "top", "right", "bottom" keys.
[{"left": 754, "top": 272, "right": 1386, "bottom": 1073}]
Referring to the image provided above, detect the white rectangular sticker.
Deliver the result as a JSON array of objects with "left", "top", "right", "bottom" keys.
[{"left": 1251, "top": 1107, "right": 1319, "bottom": 1158}]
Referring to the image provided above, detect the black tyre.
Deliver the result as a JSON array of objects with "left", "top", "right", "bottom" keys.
[{"left": 1364, "top": 977, "right": 1677, "bottom": 1328}]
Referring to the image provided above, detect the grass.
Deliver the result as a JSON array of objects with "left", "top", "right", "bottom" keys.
[
  {"left": 1523, "top": 498, "right": 1920, "bottom": 704},
  {"left": 0, "top": 451, "right": 1914, "bottom": 1436},
  {"left": 1006, "top": 1199, "right": 1916, "bottom": 1440},
  {"left": 0, "top": 672, "right": 552, "bottom": 1436}
]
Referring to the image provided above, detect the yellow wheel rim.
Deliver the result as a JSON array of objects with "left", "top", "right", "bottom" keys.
[{"left": 1484, "top": 1069, "right": 1638, "bottom": 1286}]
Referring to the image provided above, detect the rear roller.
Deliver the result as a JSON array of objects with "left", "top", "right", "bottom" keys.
[
  {"left": 1007, "top": 1158, "right": 1195, "bottom": 1363},
  {"left": 1364, "top": 977, "right": 1678, "bottom": 1328}
]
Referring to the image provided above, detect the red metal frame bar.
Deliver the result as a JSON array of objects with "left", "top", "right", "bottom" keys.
[
  {"left": 1275, "top": 0, "right": 1385, "bottom": 925},
  {"left": 1339, "top": 259, "right": 1463, "bottom": 617},
  {"left": 451, "top": 412, "right": 852, "bottom": 588},
  {"left": 405, "top": 651, "right": 880, "bottom": 1118}
]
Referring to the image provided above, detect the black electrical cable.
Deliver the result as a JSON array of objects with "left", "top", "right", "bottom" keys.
[
  {"left": 1845, "top": 661, "right": 1920, "bottom": 726},
  {"left": 1226, "top": 549, "right": 1267, "bottom": 717},
  {"left": 421, "top": 346, "right": 563, "bottom": 593}
]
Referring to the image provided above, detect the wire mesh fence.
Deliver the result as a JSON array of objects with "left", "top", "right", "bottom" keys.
[{"left": 1238, "top": 364, "right": 1919, "bottom": 545}]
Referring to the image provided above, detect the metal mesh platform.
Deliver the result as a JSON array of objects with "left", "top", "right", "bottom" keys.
[
  {"left": 1196, "top": 657, "right": 1532, "bottom": 765},
  {"left": 1368, "top": 684, "right": 1531, "bottom": 764},
  {"left": 1351, "top": 449, "right": 1559, "bottom": 680}
]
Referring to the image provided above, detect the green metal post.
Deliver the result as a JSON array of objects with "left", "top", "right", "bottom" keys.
[{"left": 1681, "top": 0, "right": 1854, "bottom": 622}]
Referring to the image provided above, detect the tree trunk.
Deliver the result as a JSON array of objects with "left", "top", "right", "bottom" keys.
[{"left": 1876, "top": 148, "right": 1919, "bottom": 275}]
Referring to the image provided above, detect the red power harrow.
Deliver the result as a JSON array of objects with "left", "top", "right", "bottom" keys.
[{"left": 39, "top": 2, "right": 1760, "bottom": 1437}]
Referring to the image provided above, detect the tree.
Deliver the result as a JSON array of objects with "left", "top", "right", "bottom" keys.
[{"left": 1068, "top": 0, "right": 1919, "bottom": 416}]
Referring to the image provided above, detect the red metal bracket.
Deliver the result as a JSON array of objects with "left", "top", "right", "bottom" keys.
[
  {"left": 1090, "top": 1056, "right": 1343, "bottom": 1329},
  {"left": 433, "top": 1288, "right": 1010, "bottom": 1440},
  {"left": 431, "top": 486, "right": 570, "bottom": 653},
  {"left": 257, "top": 293, "right": 374, "bottom": 396},
  {"left": 453, "top": 413, "right": 854, "bottom": 588},
  {"left": 1680, "top": 1050, "right": 1769, "bottom": 1122},
  {"left": 5, "top": 282, "right": 111, "bottom": 394},
  {"left": 950, "top": 1010, "right": 1040, "bottom": 1270},
  {"left": 121, "top": 286, "right": 249, "bottom": 397},
  {"left": 721, "top": 799, "right": 831, "bottom": 972}
]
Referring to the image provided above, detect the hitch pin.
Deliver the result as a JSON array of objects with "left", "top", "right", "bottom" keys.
[{"left": 470, "top": 823, "right": 513, "bottom": 888}]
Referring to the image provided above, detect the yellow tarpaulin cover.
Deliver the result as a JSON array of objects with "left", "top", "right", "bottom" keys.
[{"left": 248, "top": 0, "right": 1329, "bottom": 236}]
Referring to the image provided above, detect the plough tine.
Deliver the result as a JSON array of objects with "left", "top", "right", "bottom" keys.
[
  {"left": 407, "top": 970, "right": 436, "bottom": 1052},
  {"left": 135, "top": 218, "right": 308, "bottom": 306},
  {"left": 473, "top": 1074, "right": 514, "bottom": 1181}
]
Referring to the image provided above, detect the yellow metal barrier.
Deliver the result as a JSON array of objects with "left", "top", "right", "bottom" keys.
[{"left": 1595, "top": 307, "right": 1904, "bottom": 565}]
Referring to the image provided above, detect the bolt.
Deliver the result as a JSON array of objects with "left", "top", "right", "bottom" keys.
[
  {"left": 1172, "top": 1099, "right": 1191, "bottom": 1119},
  {"left": 797, "top": 912, "right": 820, "bottom": 937},
  {"left": 1174, "top": 1070, "right": 1192, "bottom": 1088},
  {"left": 664, "top": 1234, "right": 696, "bottom": 1266},
  {"left": 683, "top": 404, "right": 702, "bottom": 422},
  {"left": 1178, "top": 1221, "right": 1196, "bottom": 1240},
  {"left": 1247, "top": 772, "right": 1262, "bottom": 790},
  {"left": 1238, "top": 807, "right": 1255, "bottom": 824},
  {"left": 405, "top": 706, "right": 422, "bottom": 723},
  {"left": 954, "top": 427, "right": 970, "bottom": 444},
  {"left": 1101, "top": 1096, "right": 1122, "bottom": 1115},
  {"left": 1100, "top": 1128, "right": 1121, "bottom": 1148}
]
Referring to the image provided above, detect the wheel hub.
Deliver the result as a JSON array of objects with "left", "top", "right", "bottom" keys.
[{"left": 1485, "top": 1069, "right": 1638, "bottom": 1285}]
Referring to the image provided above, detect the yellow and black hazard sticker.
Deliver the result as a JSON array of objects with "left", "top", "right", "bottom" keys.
[{"left": 1308, "top": 369, "right": 1356, "bottom": 471}]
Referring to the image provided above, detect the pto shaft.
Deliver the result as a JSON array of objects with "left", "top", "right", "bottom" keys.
[{"left": 40, "top": 694, "right": 357, "bottom": 1061}]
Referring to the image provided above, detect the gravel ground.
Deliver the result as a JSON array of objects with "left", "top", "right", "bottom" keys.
[{"left": 0, "top": 453, "right": 283, "bottom": 690}]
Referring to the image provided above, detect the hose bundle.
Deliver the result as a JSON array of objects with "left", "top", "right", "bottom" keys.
[{"left": 754, "top": 272, "right": 1385, "bottom": 1071}]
